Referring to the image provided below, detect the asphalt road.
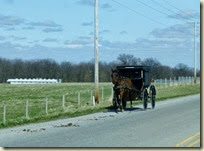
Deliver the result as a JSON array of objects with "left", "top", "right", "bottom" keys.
[{"left": 0, "top": 94, "right": 200, "bottom": 147}]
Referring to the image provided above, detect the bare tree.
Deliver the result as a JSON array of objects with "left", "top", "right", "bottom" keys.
[{"left": 117, "top": 54, "right": 142, "bottom": 65}]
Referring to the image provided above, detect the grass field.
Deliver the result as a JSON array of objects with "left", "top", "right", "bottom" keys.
[{"left": 0, "top": 82, "right": 200, "bottom": 128}]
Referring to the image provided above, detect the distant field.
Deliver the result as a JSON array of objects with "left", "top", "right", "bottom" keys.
[{"left": 0, "top": 82, "right": 200, "bottom": 128}]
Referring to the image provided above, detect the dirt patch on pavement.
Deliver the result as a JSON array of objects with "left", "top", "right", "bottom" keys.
[{"left": 54, "top": 123, "right": 79, "bottom": 128}]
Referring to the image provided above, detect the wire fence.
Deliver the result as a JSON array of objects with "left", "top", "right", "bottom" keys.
[
  {"left": 154, "top": 76, "right": 200, "bottom": 89},
  {"left": 0, "top": 76, "right": 200, "bottom": 125},
  {"left": 0, "top": 86, "right": 113, "bottom": 125}
]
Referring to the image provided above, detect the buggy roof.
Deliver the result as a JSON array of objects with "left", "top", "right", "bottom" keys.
[{"left": 116, "top": 66, "right": 151, "bottom": 72}]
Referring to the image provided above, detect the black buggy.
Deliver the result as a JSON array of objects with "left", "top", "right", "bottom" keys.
[{"left": 112, "top": 66, "right": 156, "bottom": 110}]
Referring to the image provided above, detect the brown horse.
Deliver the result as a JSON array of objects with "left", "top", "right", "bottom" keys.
[{"left": 111, "top": 69, "right": 133, "bottom": 111}]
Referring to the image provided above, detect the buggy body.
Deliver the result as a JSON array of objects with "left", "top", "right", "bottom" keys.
[{"left": 112, "top": 66, "right": 156, "bottom": 109}]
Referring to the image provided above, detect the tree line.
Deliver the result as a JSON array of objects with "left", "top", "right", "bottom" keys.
[{"left": 0, "top": 54, "right": 200, "bottom": 83}]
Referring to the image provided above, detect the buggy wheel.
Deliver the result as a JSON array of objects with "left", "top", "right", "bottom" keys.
[
  {"left": 150, "top": 85, "right": 156, "bottom": 109},
  {"left": 143, "top": 88, "right": 148, "bottom": 110},
  {"left": 151, "top": 95, "right": 156, "bottom": 109}
]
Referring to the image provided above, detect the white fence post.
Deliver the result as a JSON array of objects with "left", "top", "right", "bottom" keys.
[
  {"left": 90, "top": 90, "right": 93, "bottom": 103},
  {"left": 62, "top": 95, "right": 65, "bottom": 112},
  {"left": 197, "top": 77, "right": 200, "bottom": 83},
  {"left": 46, "top": 97, "right": 48, "bottom": 115},
  {"left": 184, "top": 77, "right": 185, "bottom": 85},
  {"left": 78, "top": 92, "right": 80, "bottom": 107},
  {"left": 182, "top": 77, "right": 184, "bottom": 85},
  {"left": 3, "top": 104, "right": 6, "bottom": 124},
  {"left": 92, "top": 96, "right": 95, "bottom": 106},
  {"left": 183, "top": 77, "right": 185, "bottom": 85},
  {"left": 170, "top": 77, "right": 172, "bottom": 87},
  {"left": 183, "top": 77, "right": 184, "bottom": 85},
  {"left": 111, "top": 88, "right": 113, "bottom": 99},
  {"left": 178, "top": 77, "right": 180, "bottom": 85},
  {"left": 191, "top": 76, "right": 193, "bottom": 85},
  {"left": 160, "top": 79, "right": 162, "bottom": 89},
  {"left": 182, "top": 76, "right": 184, "bottom": 85},
  {"left": 171, "top": 78, "right": 173, "bottom": 86},
  {"left": 102, "top": 87, "right": 104, "bottom": 101},
  {"left": 26, "top": 100, "right": 29, "bottom": 119},
  {"left": 165, "top": 78, "right": 167, "bottom": 88},
  {"left": 193, "top": 76, "right": 194, "bottom": 84}
]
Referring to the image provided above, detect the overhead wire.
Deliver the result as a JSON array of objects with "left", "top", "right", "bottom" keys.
[
  {"left": 162, "top": 0, "right": 197, "bottom": 21},
  {"left": 112, "top": 0, "right": 199, "bottom": 39},
  {"left": 151, "top": 0, "right": 195, "bottom": 22},
  {"left": 111, "top": 0, "right": 167, "bottom": 27},
  {"left": 111, "top": 0, "right": 194, "bottom": 36},
  {"left": 136, "top": 0, "right": 197, "bottom": 25},
  {"left": 135, "top": 0, "right": 170, "bottom": 16},
  {"left": 151, "top": 0, "right": 177, "bottom": 15}
]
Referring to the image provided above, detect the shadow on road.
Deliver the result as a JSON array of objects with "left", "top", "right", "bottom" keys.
[{"left": 124, "top": 107, "right": 143, "bottom": 111}]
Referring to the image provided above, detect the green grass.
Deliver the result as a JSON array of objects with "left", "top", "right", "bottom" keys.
[
  {"left": 155, "top": 84, "right": 200, "bottom": 101},
  {"left": 0, "top": 83, "right": 200, "bottom": 128}
]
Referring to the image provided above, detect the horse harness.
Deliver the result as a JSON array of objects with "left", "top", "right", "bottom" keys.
[{"left": 113, "top": 76, "right": 141, "bottom": 93}]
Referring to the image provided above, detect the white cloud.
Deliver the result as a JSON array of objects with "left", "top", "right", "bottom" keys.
[
  {"left": 42, "top": 27, "right": 63, "bottom": 33},
  {"left": 64, "top": 44, "right": 83, "bottom": 49},
  {"left": 28, "top": 20, "right": 61, "bottom": 28},
  {"left": 0, "top": 14, "right": 24, "bottom": 26},
  {"left": 0, "top": 36, "right": 6, "bottom": 41},
  {"left": 81, "top": 22, "right": 93, "bottom": 26},
  {"left": 150, "top": 24, "right": 196, "bottom": 39},
  {"left": 43, "top": 38, "right": 58, "bottom": 42},
  {"left": 168, "top": 9, "right": 199, "bottom": 20}
]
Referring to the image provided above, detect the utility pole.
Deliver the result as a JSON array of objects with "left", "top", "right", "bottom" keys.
[
  {"left": 193, "top": 22, "right": 197, "bottom": 84},
  {"left": 94, "top": 0, "right": 99, "bottom": 104},
  {"left": 188, "top": 21, "right": 198, "bottom": 84}
]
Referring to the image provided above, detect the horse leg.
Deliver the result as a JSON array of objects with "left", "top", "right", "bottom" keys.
[
  {"left": 118, "top": 94, "right": 123, "bottom": 112},
  {"left": 130, "top": 94, "right": 133, "bottom": 108},
  {"left": 115, "top": 94, "right": 120, "bottom": 112},
  {"left": 129, "top": 90, "right": 133, "bottom": 108},
  {"left": 114, "top": 97, "right": 118, "bottom": 113},
  {"left": 114, "top": 94, "right": 119, "bottom": 113},
  {"left": 120, "top": 98, "right": 123, "bottom": 112},
  {"left": 120, "top": 93, "right": 124, "bottom": 112}
]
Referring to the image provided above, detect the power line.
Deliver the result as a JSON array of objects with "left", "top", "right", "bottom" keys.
[
  {"left": 163, "top": 0, "right": 189, "bottom": 13},
  {"left": 111, "top": 0, "right": 197, "bottom": 37},
  {"left": 135, "top": 0, "right": 170, "bottom": 16},
  {"left": 162, "top": 0, "right": 197, "bottom": 21},
  {"left": 151, "top": 0, "right": 177, "bottom": 15},
  {"left": 111, "top": 0, "right": 167, "bottom": 27},
  {"left": 151, "top": 0, "right": 195, "bottom": 22},
  {"left": 136, "top": 0, "right": 196, "bottom": 23}
]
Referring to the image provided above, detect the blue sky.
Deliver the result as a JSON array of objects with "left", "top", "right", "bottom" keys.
[{"left": 0, "top": 0, "right": 200, "bottom": 68}]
